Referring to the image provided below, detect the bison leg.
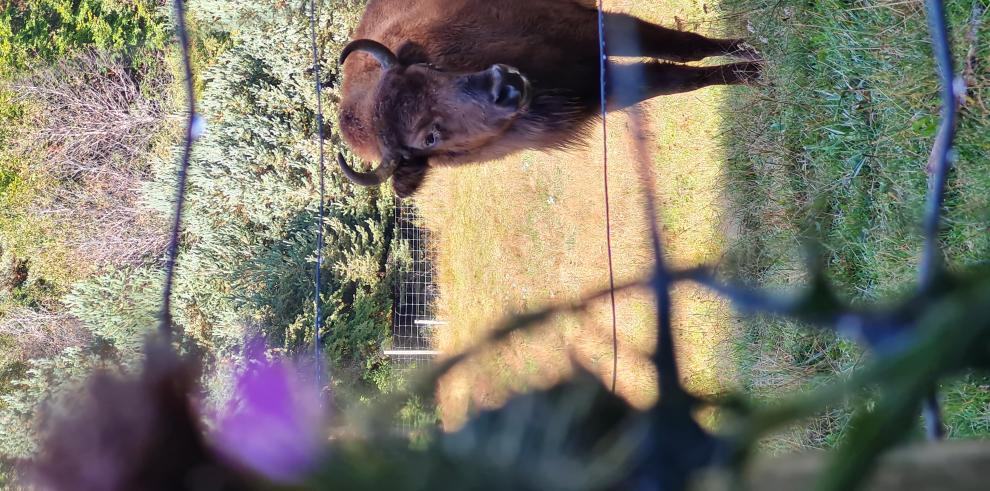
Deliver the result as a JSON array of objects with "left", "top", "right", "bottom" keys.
[
  {"left": 606, "top": 62, "right": 761, "bottom": 110},
  {"left": 604, "top": 13, "right": 759, "bottom": 62}
]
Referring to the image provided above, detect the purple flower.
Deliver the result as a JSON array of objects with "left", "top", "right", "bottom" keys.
[{"left": 214, "top": 355, "right": 326, "bottom": 484}]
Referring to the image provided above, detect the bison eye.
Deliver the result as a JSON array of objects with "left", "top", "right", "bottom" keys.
[{"left": 424, "top": 131, "right": 439, "bottom": 148}]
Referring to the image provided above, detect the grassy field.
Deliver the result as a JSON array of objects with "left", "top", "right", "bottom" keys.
[
  {"left": 721, "top": 0, "right": 990, "bottom": 448},
  {"left": 416, "top": 0, "right": 990, "bottom": 443}
]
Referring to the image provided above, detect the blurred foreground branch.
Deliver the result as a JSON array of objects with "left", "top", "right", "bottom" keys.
[{"left": 693, "top": 441, "right": 990, "bottom": 491}]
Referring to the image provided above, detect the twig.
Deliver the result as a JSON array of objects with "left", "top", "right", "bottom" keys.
[
  {"left": 962, "top": 3, "right": 986, "bottom": 111},
  {"left": 923, "top": 392, "right": 945, "bottom": 440}
]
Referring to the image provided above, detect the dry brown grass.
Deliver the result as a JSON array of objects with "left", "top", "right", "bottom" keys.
[
  {"left": 414, "top": 1, "right": 745, "bottom": 429},
  {"left": 0, "top": 308, "right": 90, "bottom": 363},
  {"left": 6, "top": 50, "right": 170, "bottom": 276}
]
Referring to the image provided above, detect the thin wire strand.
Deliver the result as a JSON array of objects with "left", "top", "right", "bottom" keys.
[
  {"left": 596, "top": 0, "right": 619, "bottom": 394},
  {"left": 160, "top": 0, "right": 196, "bottom": 336},
  {"left": 307, "top": 0, "right": 327, "bottom": 390},
  {"left": 600, "top": 13, "right": 682, "bottom": 402},
  {"left": 918, "top": 0, "right": 962, "bottom": 441},
  {"left": 919, "top": 0, "right": 960, "bottom": 291}
]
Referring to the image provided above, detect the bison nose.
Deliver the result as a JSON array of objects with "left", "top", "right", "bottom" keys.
[{"left": 489, "top": 64, "right": 524, "bottom": 108}]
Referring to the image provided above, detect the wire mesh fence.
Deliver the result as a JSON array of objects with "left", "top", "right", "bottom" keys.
[
  {"left": 389, "top": 198, "right": 442, "bottom": 372},
  {"left": 389, "top": 198, "right": 443, "bottom": 437}
]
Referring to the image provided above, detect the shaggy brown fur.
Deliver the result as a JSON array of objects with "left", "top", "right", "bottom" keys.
[{"left": 338, "top": 0, "right": 760, "bottom": 196}]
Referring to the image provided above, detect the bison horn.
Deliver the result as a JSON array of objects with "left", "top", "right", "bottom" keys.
[
  {"left": 337, "top": 153, "right": 399, "bottom": 187},
  {"left": 339, "top": 39, "right": 398, "bottom": 70}
]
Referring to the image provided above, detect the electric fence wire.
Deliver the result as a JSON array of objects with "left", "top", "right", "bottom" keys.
[
  {"left": 307, "top": 0, "right": 328, "bottom": 393},
  {"left": 596, "top": 0, "right": 620, "bottom": 394},
  {"left": 160, "top": 0, "right": 196, "bottom": 336}
]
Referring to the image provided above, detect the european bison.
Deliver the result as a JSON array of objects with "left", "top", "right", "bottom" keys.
[{"left": 337, "top": 0, "right": 761, "bottom": 197}]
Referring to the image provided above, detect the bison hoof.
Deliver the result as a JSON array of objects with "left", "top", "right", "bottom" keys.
[
  {"left": 730, "top": 41, "right": 764, "bottom": 62},
  {"left": 731, "top": 61, "right": 765, "bottom": 85}
]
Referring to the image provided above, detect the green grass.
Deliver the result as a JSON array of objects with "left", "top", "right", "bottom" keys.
[{"left": 721, "top": 0, "right": 990, "bottom": 446}]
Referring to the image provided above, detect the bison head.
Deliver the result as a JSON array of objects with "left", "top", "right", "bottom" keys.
[{"left": 337, "top": 39, "right": 532, "bottom": 197}]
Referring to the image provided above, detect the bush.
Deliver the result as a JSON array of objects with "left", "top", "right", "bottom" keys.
[
  {"left": 65, "top": 268, "right": 162, "bottom": 361},
  {"left": 8, "top": 50, "right": 170, "bottom": 270},
  {"left": 0, "top": 308, "right": 89, "bottom": 364},
  {"left": 11, "top": 50, "right": 167, "bottom": 178},
  {"left": 0, "top": 347, "right": 106, "bottom": 459},
  {"left": 0, "top": 0, "right": 172, "bottom": 298},
  {"left": 0, "top": 0, "right": 167, "bottom": 75},
  {"left": 139, "top": 0, "right": 393, "bottom": 370},
  {"left": 0, "top": 0, "right": 173, "bottom": 462}
]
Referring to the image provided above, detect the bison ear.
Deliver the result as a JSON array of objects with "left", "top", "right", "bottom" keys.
[
  {"left": 396, "top": 41, "right": 429, "bottom": 66},
  {"left": 392, "top": 159, "right": 430, "bottom": 198}
]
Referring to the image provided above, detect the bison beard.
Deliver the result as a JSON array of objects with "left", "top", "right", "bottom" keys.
[
  {"left": 337, "top": 0, "right": 762, "bottom": 197},
  {"left": 391, "top": 158, "right": 431, "bottom": 197}
]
